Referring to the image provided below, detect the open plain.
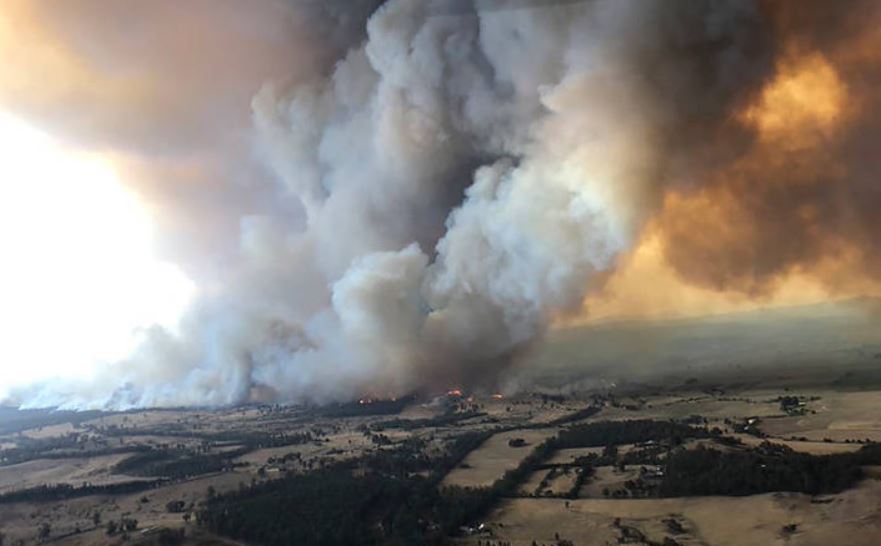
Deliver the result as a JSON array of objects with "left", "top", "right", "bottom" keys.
[{"left": 2, "top": 369, "right": 881, "bottom": 545}]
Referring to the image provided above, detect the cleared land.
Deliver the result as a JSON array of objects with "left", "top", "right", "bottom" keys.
[
  {"left": 468, "top": 480, "right": 881, "bottom": 546},
  {"left": 0, "top": 454, "right": 147, "bottom": 494},
  {"left": 441, "top": 428, "right": 558, "bottom": 488},
  {"left": 577, "top": 465, "right": 662, "bottom": 499},
  {"left": 2, "top": 382, "right": 881, "bottom": 545}
]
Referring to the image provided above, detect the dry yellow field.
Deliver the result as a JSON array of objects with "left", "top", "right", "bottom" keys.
[
  {"left": 733, "top": 434, "right": 863, "bottom": 455},
  {"left": 599, "top": 393, "right": 782, "bottom": 422},
  {"left": 0, "top": 470, "right": 253, "bottom": 545},
  {"left": 758, "top": 390, "right": 881, "bottom": 442},
  {"left": 467, "top": 479, "right": 881, "bottom": 546},
  {"left": 441, "top": 428, "right": 558, "bottom": 488},
  {"left": 578, "top": 465, "right": 657, "bottom": 499},
  {"left": 19, "top": 422, "right": 80, "bottom": 439},
  {"left": 519, "top": 467, "right": 580, "bottom": 496},
  {"left": 0, "top": 454, "right": 146, "bottom": 494}
]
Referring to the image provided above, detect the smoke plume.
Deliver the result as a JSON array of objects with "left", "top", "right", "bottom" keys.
[{"left": 6, "top": 0, "right": 881, "bottom": 408}]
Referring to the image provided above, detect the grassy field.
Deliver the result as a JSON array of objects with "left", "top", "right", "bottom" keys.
[
  {"left": 471, "top": 479, "right": 881, "bottom": 546},
  {"left": 441, "top": 428, "right": 559, "bottom": 488},
  {"left": 0, "top": 454, "right": 148, "bottom": 494}
]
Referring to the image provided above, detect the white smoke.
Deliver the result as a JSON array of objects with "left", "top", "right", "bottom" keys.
[{"left": 12, "top": 0, "right": 772, "bottom": 408}]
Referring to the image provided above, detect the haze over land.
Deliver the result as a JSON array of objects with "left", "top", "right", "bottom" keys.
[
  {"left": 530, "top": 298, "right": 881, "bottom": 388},
  {"left": 2, "top": 0, "right": 881, "bottom": 409}
]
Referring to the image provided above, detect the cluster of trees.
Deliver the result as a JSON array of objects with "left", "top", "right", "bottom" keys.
[
  {"left": 199, "top": 455, "right": 449, "bottom": 544},
  {"left": 196, "top": 428, "right": 533, "bottom": 545},
  {"left": 196, "top": 420, "right": 718, "bottom": 544},
  {"left": 657, "top": 442, "right": 881, "bottom": 497},
  {"left": 195, "top": 418, "right": 881, "bottom": 545},
  {"left": 547, "top": 420, "right": 881, "bottom": 499},
  {"left": 354, "top": 438, "right": 434, "bottom": 477},
  {"left": 0, "top": 408, "right": 111, "bottom": 436},
  {"left": 0, "top": 441, "right": 149, "bottom": 466},
  {"left": 105, "top": 518, "right": 139, "bottom": 535},
  {"left": 320, "top": 396, "right": 414, "bottom": 418},
  {"left": 370, "top": 410, "right": 486, "bottom": 431},
  {"left": 529, "top": 465, "right": 594, "bottom": 499},
  {"left": 728, "top": 418, "right": 766, "bottom": 438},
  {"left": 204, "top": 430, "right": 315, "bottom": 450},
  {"left": 165, "top": 500, "right": 190, "bottom": 513},
  {"left": 363, "top": 432, "right": 393, "bottom": 446},
  {"left": 114, "top": 447, "right": 249, "bottom": 480},
  {"left": 776, "top": 395, "right": 819, "bottom": 416},
  {"left": 0, "top": 480, "right": 157, "bottom": 504},
  {"left": 614, "top": 467, "right": 663, "bottom": 498},
  {"left": 778, "top": 396, "right": 802, "bottom": 413},
  {"left": 2, "top": 419, "right": 316, "bottom": 473},
  {"left": 567, "top": 466, "right": 594, "bottom": 498},
  {"left": 555, "top": 419, "right": 712, "bottom": 449},
  {"left": 95, "top": 420, "right": 317, "bottom": 453}
]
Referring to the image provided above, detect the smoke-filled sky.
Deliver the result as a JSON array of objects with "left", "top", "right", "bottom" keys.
[{"left": 1, "top": 0, "right": 880, "bottom": 408}]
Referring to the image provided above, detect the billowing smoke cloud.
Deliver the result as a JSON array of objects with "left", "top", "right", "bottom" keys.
[
  {"left": 653, "top": 0, "right": 881, "bottom": 296},
  {"left": 0, "top": 0, "right": 384, "bottom": 272},
  {"left": 6, "top": 0, "right": 881, "bottom": 408}
]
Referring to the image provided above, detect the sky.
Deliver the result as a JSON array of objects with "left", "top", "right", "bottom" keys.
[{"left": 1, "top": 0, "right": 880, "bottom": 408}]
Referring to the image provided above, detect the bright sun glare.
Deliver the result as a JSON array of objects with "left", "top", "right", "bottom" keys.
[{"left": 0, "top": 112, "right": 194, "bottom": 397}]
